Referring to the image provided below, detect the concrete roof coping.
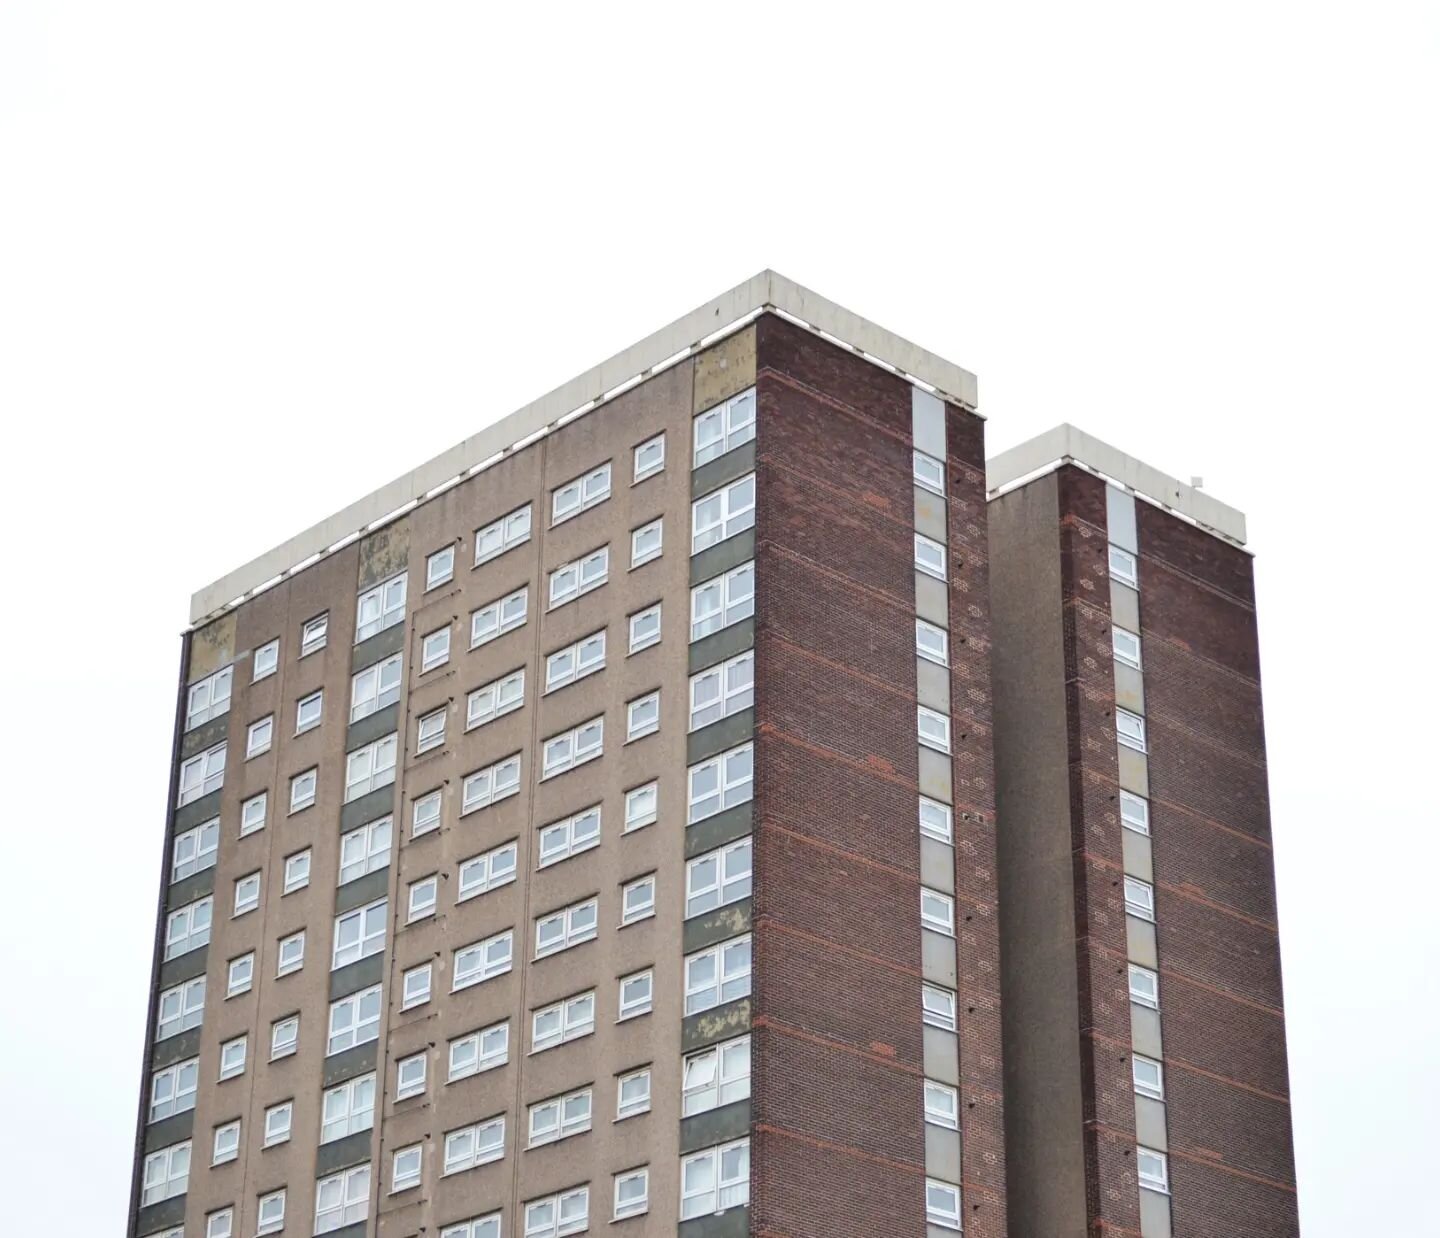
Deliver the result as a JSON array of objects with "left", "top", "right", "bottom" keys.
[
  {"left": 189, "top": 269, "right": 980, "bottom": 627},
  {"left": 986, "top": 423, "right": 1248, "bottom": 548}
]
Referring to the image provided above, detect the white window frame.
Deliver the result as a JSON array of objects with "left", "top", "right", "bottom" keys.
[
  {"left": 475, "top": 503, "right": 533, "bottom": 566},
  {"left": 163, "top": 896, "right": 212, "bottom": 960},
  {"left": 914, "top": 449, "right": 946, "bottom": 495},
  {"left": 401, "top": 962, "right": 433, "bottom": 1010},
  {"left": 690, "top": 561, "right": 754, "bottom": 641},
  {"left": 226, "top": 952, "right": 254, "bottom": 998},
  {"left": 177, "top": 742, "right": 226, "bottom": 806},
  {"left": 416, "top": 707, "right": 446, "bottom": 754},
  {"left": 682, "top": 1034, "right": 751, "bottom": 1116},
  {"left": 440, "top": 1214, "right": 501, "bottom": 1238},
  {"left": 339, "top": 816, "right": 391, "bottom": 884},
  {"left": 332, "top": 899, "right": 387, "bottom": 969},
  {"left": 457, "top": 840, "right": 518, "bottom": 901},
  {"left": 544, "top": 632, "right": 605, "bottom": 693},
  {"left": 527, "top": 1087, "right": 592, "bottom": 1147},
  {"left": 630, "top": 517, "right": 663, "bottom": 568},
  {"left": 263, "top": 1101, "right": 293, "bottom": 1148},
  {"left": 627, "top": 602, "right": 662, "bottom": 653},
  {"left": 296, "top": 688, "right": 323, "bottom": 734},
  {"left": 140, "top": 1141, "right": 190, "bottom": 1205},
  {"left": 326, "top": 986, "right": 382, "bottom": 1055},
  {"left": 924, "top": 1079, "right": 959, "bottom": 1129},
  {"left": 1116, "top": 708, "right": 1147, "bottom": 753},
  {"left": 448, "top": 1020, "right": 510, "bottom": 1081},
  {"left": 548, "top": 546, "right": 610, "bottom": 609},
  {"left": 412, "top": 790, "right": 441, "bottom": 837},
  {"left": 534, "top": 898, "right": 598, "bottom": 959},
  {"left": 633, "top": 432, "right": 665, "bottom": 482},
  {"left": 621, "top": 873, "right": 656, "bottom": 925},
  {"left": 391, "top": 1143, "right": 422, "bottom": 1193},
  {"left": 218, "top": 1034, "right": 247, "bottom": 1080},
  {"left": 240, "top": 793, "right": 266, "bottom": 836},
  {"left": 523, "top": 1186, "right": 589, "bottom": 1238},
  {"left": 289, "top": 766, "right": 317, "bottom": 813},
  {"left": 1137, "top": 1146, "right": 1170, "bottom": 1194},
  {"left": 684, "top": 935, "right": 752, "bottom": 1014},
  {"left": 693, "top": 387, "right": 756, "bottom": 466},
  {"left": 613, "top": 1166, "right": 650, "bottom": 1219},
  {"left": 921, "top": 887, "right": 955, "bottom": 936},
  {"left": 350, "top": 652, "right": 403, "bottom": 722},
  {"left": 149, "top": 1058, "right": 199, "bottom": 1122},
  {"left": 916, "top": 618, "right": 949, "bottom": 666},
  {"left": 427, "top": 544, "right": 455, "bottom": 589},
  {"left": 421, "top": 625, "right": 451, "bottom": 673},
  {"left": 468, "top": 667, "right": 526, "bottom": 728},
  {"left": 396, "top": 1051, "right": 427, "bottom": 1100},
  {"left": 407, "top": 874, "right": 438, "bottom": 922},
  {"left": 270, "top": 1015, "right": 298, "bottom": 1060},
  {"left": 171, "top": 818, "right": 219, "bottom": 881},
  {"left": 156, "top": 976, "right": 205, "bottom": 1040},
  {"left": 691, "top": 473, "right": 756, "bottom": 554},
  {"left": 687, "top": 741, "right": 754, "bottom": 824},
  {"left": 624, "top": 781, "right": 658, "bottom": 832},
  {"left": 919, "top": 796, "right": 954, "bottom": 843},
  {"left": 1125, "top": 876, "right": 1156, "bottom": 922},
  {"left": 531, "top": 991, "right": 595, "bottom": 1053},
  {"left": 540, "top": 716, "right": 603, "bottom": 779},
  {"left": 443, "top": 1117, "right": 506, "bottom": 1175},
  {"left": 1129, "top": 963, "right": 1160, "bottom": 1010},
  {"left": 626, "top": 690, "right": 660, "bottom": 741},
  {"left": 1133, "top": 1053, "right": 1165, "bottom": 1100},
  {"left": 356, "top": 572, "right": 407, "bottom": 642},
  {"left": 207, "top": 1209, "right": 234, "bottom": 1238},
  {"left": 461, "top": 753, "right": 522, "bottom": 813},
  {"left": 551, "top": 461, "right": 612, "bottom": 525},
  {"left": 185, "top": 665, "right": 233, "bottom": 730},
  {"left": 616, "top": 1067, "right": 651, "bottom": 1119},
  {"left": 257, "top": 1189, "right": 286, "bottom": 1236},
  {"left": 618, "top": 968, "right": 653, "bottom": 1020},
  {"left": 452, "top": 930, "right": 514, "bottom": 991},
  {"left": 915, "top": 532, "right": 947, "bottom": 579},
  {"left": 346, "top": 732, "right": 398, "bottom": 801},
  {"left": 685, "top": 838, "right": 752, "bottom": 919},
  {"left": 277, "top": 931, "right": 305, "bottom": 977},
  {"left": 470, "top": 586, "right": 528, "bottom": 648},
  {"left": 923, "top": 983, "right": 958, "bottom": 1032},
  {"left": 320, "top": 1073, "right": 376, "bottom": 1143},
  {"left": 680, "top": 1137, "right": 750, "bottom": 1220},
  {"left": 1109, "top": 543, "right": 1139, "bottom": 587},
  {"left": 283, "top": 849, "right": 311, "bottom": 894},
  {"left": 315, "top": 1164, "right": 371, "bottom": 1233},
  {"left": 1113, "top": 625, "right": 1142, "bottom": 669},
  {"left": 918, "top": 705, "right": 952, "bottom": 753},
  {"left": 926, "top": 1178, "right": 963, "bottom": 1230},
  {"left": 253, "top": 639, "right": 279, "bottom": 681},
  {"left": 233, "top": 871, "right": 260, "bottom": 917},
  {"left": 1120, "top": 790, "right": 1151, "bottom": 835},
  {"left": 301, "top": 611, "right": 329, "bottom": 657},
  {"left": 538, "top": 805, "right": 601, "bottom": 868},
  {"left": 688, "top": 650, "right": 754, "bottom": 732},
  {"left": 245, "top": 714, "right": 273, "bottom": 759},
  {"left": 213, "top": 1121, "right": 241, "bottom": 1163}
]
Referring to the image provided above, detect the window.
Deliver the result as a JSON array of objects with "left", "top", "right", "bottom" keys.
[
  {"left": 528, "top": 1087, "right": 592, "bottom": 1147},
  {"left": 1116, "top": 708, "right": 1147, "bottom": 753},
  {"left": 468, "top": 667, "right": 526, "bottom": 727},
  {"left": 277, "top": 931, "right": 305, "bottom": 977},
  {"left": 548, "top": 546, "right": 609, "bottom": 608},
  {"left": 333, "top": 899, "right": 387, "bottom": 969},
  {"left": 233, "top": 871, "right": 260, "bottom": 917},
  {"left": 226, "top": 952, "right": 254, "bottom": 997},
  {"left": 416, "top": 707, "right": 446, "bottom": 753},
  {"left": 1125, "top": 876, "right": 1156, "bottom": 921},
  {"left": 915, "top": 533, "right": 947, "bottom": 579},
  {"left": 156, "top": 976, "right": 205, "bottom": 1040},
  {"left": 633, "top": 433, "right": 665, "bottom": 482},
  {"left": 351, "top": 653, "right": 402, "bottom": 722},
  {"left": 694, "top": 387, "right": 756, "bottom": 466},
  {"left": 264, "top": 1101, "right": 292, "bottom": 1148},
  {"left": 315, "top": 1164, "right": 370, "bottom": 1233},
  {"left": 206, "top": 1209, "right": 234, "bottom": 1238},
  {"left": 916, "top": 618, "right": 949, "bottom": 666},
  {"left": 541, "top": 716, "right": 603, "bottom": 779},
  {"left": 626, "top": 690, "right": 660, "bottom": 741},
  {"left": 918, "top": 706, "right": 951, "bottom": 753},
  {"left": 545, "top": 632, "right": 605, "bottom": 693},
  {"left": 686, "top": 839, "right": 752, "bottom": 918},
  {"left": 470, "top": 586, "right": 528, "bottom": 647},
  {"left": 340, "top": 816, "right": 392, "bottom": 883},
  {"left": 1129, "top": 964, "right": 1160, "bottom": 1009},
  {"left": 421, "top": 625, "right": 451, "bottom": 673},
  {"left": 921, "top": 888, "right": 955, "bottom": 936},
  {"left": 630, "top": 517, "right": 663, "bottom": 567},
  {"left": 458, "top": 840, "right": 518, "bottom": 900},
  {"left": 327, "top": 985, "right": 382, "bottom": 1054},
  {"left": 441, "top": 1214, "right": 501, "bottom": 1238},
  {"left": 535, "top": 898, "right": 598, "bottom": 958},
  {"left": 186, "top": 666, "right": 233, "bottom": 730},
  {"left": 396, "top": 1051, "right": 427, "bottom": 1100},
  {"left": 140, "top": 1141, "right": 190, "bottom": 1205},
  {"left": 178, "top": 743, "right": 225, "bottom": 805},
  {"left": 1137, "top": 1146, "right": 1170, "bottom": 1194},
  {"left": 301, "top": 612, "right": 329, "bottom": 656},
  {"left": 919, "top": 796, "right": 954, "bottom": 843},
  {"left": 402, "top": 963, "right": 433, "bottom": 1009},
  {"left": 218, "top": 1035, "right": 247, "bottom": 1080},
  {"left": 524, "top": 1186, "right": 589, "bottom": 1238},
  {"left": 926, "top": 1179, "right": 963, "bottom": 1230},
  {"left": 475, "top": 503, "right": 532, "bottom": 565},
  {"left": 1120, "top": 790, "right": 1150, "bottom": 834},
  {"left": 680, "top": 1138, "right": 749, "bottom": 1220},
  {"left": 552, "top": 461, "right": 612, "bottom": 525},
  {"left": 292, "top": 692, "right": 324, "bottom": 737},
  {"left": 453, "top": 930, "right": 514, "bottom": 991},
  {"left": 1113, "top": 626, "right": 1142, "bottom": 669},
  {"left": 689, "top": 651, "right": 753, "bottom": 731},
  {"left": 321, "top": 1073, "right": 376, "bottom": 1142},
  {"left": 240, "top": 792, "right": 267, "bottom": 836},
  {"left": 691, "top": 473, "right": 755, "bottom": 553},
  {"left": 682, "top": 1035, "right": 750, "bottom": 1116},
  {"left": 538, "top": 804, "right": 601, "bottom": 868},
  {"left": 621, "top": 874, "right": 656, "bottom": 925},
  {"left": 256, "top": 1190, "right": 285, "bottom": 1235},
  {"left": 461, "top": 753, "right": 522, "bottom": 812},
  {"left": 163, "top": 896, "right": 212, "bottom": 959},
  {"left": 1109, "top": 544, "right": 1139, "bottom": 587},
  {"left": 923, "top": 984, "right": 958, "bottom": 1032},
  {"left": 1133, "top": 1054, "right": 1165, "bottom": 1100},
  {"left": 211, "top": 1120, "right": 239, "bottom": 1165},
  {"left": 412, "top": 790, "right": 441, "bottom": 837},
  {"left": 346, "top": 732, "right": 397, "bottom": 800},
  {"left": 427, "top": 545, "right": 455, "bottom": 589},
  {"left": 691, "top": 561, "right": 754, "bottom": 640},
  {"left": 914, "top": 450, "right": 945, "bottom": 495},
  {"left": 289, "top": 766, "right": 317, "bottom": 813},
  {"left": 253, "top": 639, "right": 279, "bottom": 681},
  {"left": 614, "top": 1166, "right": 649, "bottom": 1219},
  {"left": 625, "top": 781, "right": 657, "bottom": 832},
  {"left": 149, "top": 1058, "right": 198, "bottom": 1121},
  {"left": 532, "top": 991, "right": 595, "bottom": 1052},
  {"left": 356, "top": 573, "right": 407, "bottom": 642},
  {"left": 618, "top": 969, "right": 653, "bottom": 1021},
  {"left": 925, "top": 1079, "right": 959, "bottom": 1128},
  {"left": 283, "top": 849, "right": 311, "bottom": 894},
  {"left": 439, "top": 1115, "right": 506, "bottom": 1174},
  {"left": 628, "top": 603, "right": 662, "bottom": 653},
  {"left": 172, "top": 818, "right": 219, "bottom": 881},
  {"left": 684, "top": 935, "right": 751, "bottom": 1014},
  {"left": 448, "top": 1020, "right": 510, "bottom": 1080},
  {"left": 392, "top": 1144, "right": 422, "bottom": 1192},
  {"left": 687, "top": 742, "right": 754, "bottom": 823},
  {"left": 270, "top": 1015, "right": 299, "bottom": 1060},
  {"left": 246, "top": 715, "right": 273, "bottom": 758}
]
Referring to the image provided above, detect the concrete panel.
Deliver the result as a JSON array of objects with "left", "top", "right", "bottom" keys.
[
  {"left": 682, "top": 899, "right": 753, "bottom": 955},
  {"left": 915, "top": 487, "right": 948, "bottom": 542},
  {"left": 1114, "top": 663, "right": 1146, "bottom": 714},
  {"left": 1106, "top": 485, "right": 1138, "bottom": 552},
  {"left": 915, "top": 573, "right": 949, "bottom": 628},
  {"left": 135, "top": 1195, "right": 187, "bottom": 1237},
  {"left": 1135, "top": 1096, "right": 1168, "bottom": 1151},
  {"left": 350, "top": 619, "right": 406, "bottom": 673},
  {"left": 1122, "top": 829, "right": 1154, "bottom": 882},
  {"left": 921, "top": 929, "right": 958, "bottom": 988},
  {"left": 691, "top": 439, "right": 756, "bottom": 502},
  {"left": 1130, "top": 1005, "right": 1164, "bottom": 1059},
  {"left": 142, "top": 1109, "right": 194, "bottom": 1156},
  {"left": 684, "top": 802, "right": 754, "bottom": 859},
  {"left": 173, "top": 788, "right": 222, "bottom": 834},
  {"left": 1138, "top": 1188, "right": 1173, "bottom": 1238},
  {"left": 315, "top": 1129, "right": 374, "bottom": 1177},
  {"left": 694, "top": 324, "right": 756, "bottom": 414},
  {"left": 687, "top": 709, "right": 754, "bottom": 767},
  {"left": 322, "top": 1039, "right": 379, "bottom": 1088},
  {"left": 912, "top": 386, "right": 947, "bottom": 459},
  {"left": 681, "top": 996, "right": 751, "bottom": 1053},
  {"left": 688, "top": 619, "right": 754, "bottom": 676},
  {"left": 679, "top": 1098, "right": 751, "bottom": 1155},
  {"left": 358, "top": 522, "right": 410, "bottom": 590},
  {"left": 151, "top": 1027, "right": 202, "bottom": 1072},
  {"left": 690, "top": 528, "right": 756, "bottom": 588},
  {"left": 678, "top": 1207, "right": 750, "bottom": 1238},
  {"left": 1110, "top": 582, "right": 1141, "bottom": 633},
  {"left": 924, "top": 1025, "right": 959, "bottom": 1086},
  {"left": 921, "top": 837, "right": 956, "bottom": 895},
  {"left": 188, "top": 613, "right": 236, "bottom": 682},
  {"left": 917, "top": 658, "right": 951, "bottom": 713},
  {"left": 179, "top": 712, "right": 230, "bottom": 760},
  {"left": 335, "top": 866, "right": 390, "bottom": 915},
  {"left": 330, "top": 952, "right": 386, "bottom": 1002},
  {"left": 339, "top": 784, "right": 397, "bottom": 833},
  {"left": 1117, "top": 745, "right": 1150, "bottom": 797},
  {"left": 1127, "top": 916, "right": 1158, "bottom": 969},
  {"left": 346, "top": 701, "right": 400, "bottom": 753},
  {"left": 918, "top": 747, "right": 953, "bottom": 803},
  {"left": 925, "top": 1124, "right": 963, "bottom": 1182},
  {"left": 164, "top": 865, "right": 215, "bottom": 915},
  {"left": 158, "top": 945, "right": 208, "bottom": 991}
]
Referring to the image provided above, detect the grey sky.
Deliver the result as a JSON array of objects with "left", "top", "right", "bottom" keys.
[{"left": 1, "top": 4, "right": 1435, "bottom": 1234}]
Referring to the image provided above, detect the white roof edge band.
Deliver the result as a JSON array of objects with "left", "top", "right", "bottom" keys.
[
  {"left": 986, "top": 423, "right": 1248, "bottom": 548},
  {"left": 189, "top": 269, "right": 980, "bottom": 627}
]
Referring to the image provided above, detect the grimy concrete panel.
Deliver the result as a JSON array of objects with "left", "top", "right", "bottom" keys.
[
  {"left": 1139, "top": 1188, "right": 1174, "bottom": 1238},
  {"left": 1110, "top": 581, "right": 1141, "bottom": 633},
  {"left": 923, "top": 1024, "right": 960, "bottom": 1086},
  {"left": 358, "top": 521, "right": 410, "bottom": 590},
  {"left": 678, "top": 1207, "right": 750, "bottom": 1238},
  {"left": 916, "top": 657, "right": 950, "bottom": 713},
  {"left": 682, "top": 898, "right": 752, "bottom": 955},
  {"left": 679, "top": 1098, "right": 750, "bottom": 1155},
  {"left": 925, "top": 1123, "right": 962, "bottom": 1183},
  {"left": 334, "top": 866, "right": 389, "bottom": 915},
  {"left": 1135, "top": 1095, "right": 1168, "bottom": 1151},
  {"left": 1127, "top": 916, "right": 1159, "bottom": 969},
  {"left": 921, "top": 836, "right": 956, "bottom": 895},
  {"left": 689, "top": 526, "right": 755, "bottom": 588},
  {"left": 684, "top": 802, "right": 753, "bottom": 860},
  {"left": 1123, "top": 828, "right": 1154, "bottom": 882},
  {"left": 921, "top": 929, "right": 958, "bottom": 988},
  {"left": 687, "top": 618, "right": 753, "bottom": 677},
  {"left": 345, "top": 700, "right": 399, "bottom": 752},
  {"left": 1114, "top": 662, "right": 1146, "bottom": 714},
  {"left": 1106, "top": 484, "right": 1138, "bottom": 553},
  {"left": 912, "top": 387, "right": 947, "bottom": 460},
  {"left": 915, "top": 487, "right": 948, "bottom": 542},
  {"left": 681, "top": 996, "right": 751, "bottom": 1053},
  {"left": 686, "top": 709, "right": 754, "bottom": 767},
  {"left": 1117, "top": 745, "right": 1150, "bottom": 798},
  {"left": 691, "top": 439, "right": 756, "bottom": 503},
  {"left": 915, "top": 572, "right": 949, "bottom": 628},
  {"left": 189, "top": 612, "right": 236, "bottom": 682},
  {"left": 1131, "top": 1005, "right": 1164, "bottom": 1059},
  {"left": 918, "top": 746, "right": 953, "bottom": 803},
  {"left": 693, "top": 324, "right": 755, "bottom": 414},
  {"left": 179, "top": 712, "right": 230, "bottom": 761},
  {"left": 151, "top": 1027, "right": 201, "bottom": 1072},
  {"left": 314, "top": 1128, "right": 373, "bottom": 1177},
  {"left": 350, "top": 619, "right": 406, "bottom": 673}
]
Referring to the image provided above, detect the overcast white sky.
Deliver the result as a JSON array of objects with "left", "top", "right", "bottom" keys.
[{"left": 1, "top": 4, "right": 1435, "bottom": 1234}]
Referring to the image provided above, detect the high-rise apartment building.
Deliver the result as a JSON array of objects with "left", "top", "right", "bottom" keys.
[{"left": 127, "top": 273, "right": 1296, "bottom": 1238}]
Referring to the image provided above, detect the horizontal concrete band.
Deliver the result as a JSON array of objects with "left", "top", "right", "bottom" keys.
[{"left": 189, "top": 270, "right": 980, "bottom": 626}]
